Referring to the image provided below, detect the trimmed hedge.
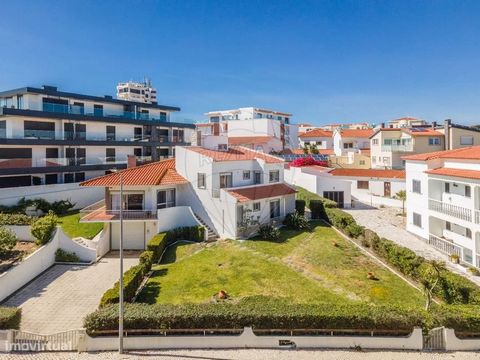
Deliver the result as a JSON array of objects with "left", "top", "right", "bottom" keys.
[
  {"left": 431, "top": 305, "right": 480, "bottom": 333},
  {"left": 147, "top": 233, "right": 168, "bottom": 263},
  {"left": 0, "top": 213, "right": 35, "bottom": 226},
  {"left": 309, "top": 200, "right": 327, "bottom": 220},
  {"left": 30, "top": 211, "right": 58, "bottom": 245},
  {"left": 166, "top": 226, "right": 205, "bottom": 243},
  {"left": 85, "top": 297, "right": 427, "bottom": 335},
  {"left": 99, "top": 262, "right": 149, "bottom": 307},
  {"left": 295, "top": 200, "right": 306, "bottom": 215},
  {"left": 0, "top": 307, "right": 21, "bottom": 330},
  {"left": 295, "top": 186, "right": 337, "bottom": 208}
]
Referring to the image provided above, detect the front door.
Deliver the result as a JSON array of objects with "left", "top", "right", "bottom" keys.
[
  {"left": 384, "top": 182, "right": 391, "bottom": 197},
  {"left": 323, "top": 191, "right": 345, "bottom": 208}
]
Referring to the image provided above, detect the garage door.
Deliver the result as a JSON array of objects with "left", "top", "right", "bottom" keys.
[{"left": 111, "top": 222, "right": 145, "bottom": 250}]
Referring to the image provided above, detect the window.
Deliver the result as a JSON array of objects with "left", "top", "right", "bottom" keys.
[
  {"left": 254, "top": 171, "right": 262, "bottom": 184},
  {"left": 219, "top": 173, "right": 232, "bottom": 188},
  {"left": 243, "top": 171, "right": 251, "bottom": 180},
  {"left": 269, "top": 170, "right": 280, "bottom": 183},
  {"left": 359, "top": 160, "right": 366, "bottom": 165},
  {"left": 106, "top": 148, "right": 115, "bottom": 162},
  {"left": 24, "top": 121, "right": 55, "bottom": 139},
  {"left": 343, "top": 143, "right": 353, "bottom": 149},
  {"left": 372, "top": 156, "right": 376, "bottom": 163},
  {"left": 460, "top": 136, "right": 474, "bottom": 145},
  {"left": 466, "top": 228, "right": 472, "bottom": 239},
  {"left": 157, "top": 189, "right": 175, "bottom": 209},
  {"left": 0, "top": 120, "right": 5, "bottom": 138},
  {"left": 64, "top": 173, "right": 74, "bottom": 183},
  {"left": 74, "top": 172, "right": 85, "bottom": 182},
  {"left": 218, "top": 144, "right": 228, "bottom": 151},
  {"left": 134, "top": 127, "right": 142, "bottom": 140},
  {"left": 72, "top": 102, "right": 85, "bottom": 115},
  {"left": 106, "top": 126, "right": 116, "bottom": 141},
  {"left": 253, "top": 202, "right": 261, "bottom": 212},
  {"left": 413, "top": 213, "right": 422, "bottom": 228},
  {"left": 372, "top": 139, "right": 379, "bottom": 145},
  {"left": 198, "top": 173, "right": 206, "bottom": 189},
  {"left": 428, "top": 137, "right": 440, "bottom": 145},
  {"left": 412, "top": 180, "right": 421, "bottom": 194},
  {"left": 465, "top": 185, "right": 471, "bottom": 198},
  {"left": 94, "top": 104, "right": 103, "bottom": 117},
  {"left": 382, "top": 157, "right": 389, "bottom": 164},
  {"left": 270, "top": 200, "right": 280, "bottom": 219},
  {"left": 45, "top": 174, "right": 58, "bottom": 185},
  {"left": 446, "top": 221, "right": 451, "bottom": 231},
  {"left": 357, "top": 181, "right": 369, "bottom": 189},
  {"left": 445, "top": 182, "right": 450, "bottom": 193}
]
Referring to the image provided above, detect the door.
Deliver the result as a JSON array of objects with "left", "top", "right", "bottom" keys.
[
  {"left": 323, "top": 191, "right": 345, "bottom": 208},
  {"left": 111, "top": 222, "right": 145, "bottom": 250},
  {"left": 220, "top": 173, "right": 232, "bottom": 188},
  {"left": 384, "top": 182, "right": 391, "bottom": 197}
]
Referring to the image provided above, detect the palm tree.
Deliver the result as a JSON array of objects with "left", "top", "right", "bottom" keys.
[{"left": 396, "top": 190, "right": 407, "bottom": 215}]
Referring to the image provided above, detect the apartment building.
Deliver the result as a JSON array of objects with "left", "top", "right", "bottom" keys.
[
  {"left": 0, "top": 85, "right": 194, "bottom": 188},
  {"left": 370, "top": 127, "right": 444, "bottom": 169},
  {"left": 116, "top": 80, "right": 157, "bottom": 103},
  {"left": 202, "top": 107, "right": 298, "bottom": 151},
  {"left": 80, "top": 145, "right": 296, "bottom": 248},
  {"left": 387, "top": 117, "right": 427, "bottom": 128},
  {"left": 333, "top": 128, "right": 374, "bottom": 156},
  {"left": 321, "top": 122, "right": 371, "bottom": 131},
  {"left": 404, "top": 147, "right": 480, "bottom": 268}
]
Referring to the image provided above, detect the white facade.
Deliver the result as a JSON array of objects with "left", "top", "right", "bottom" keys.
[
  {"left": 406, "top": 157, "right": 480, "bottom": 268},
  {"left": 116, "top": 80, "right": 157, "bottom": 103},
  {"left": 333, "top": 130, "right": 372, "bottom": 156}
]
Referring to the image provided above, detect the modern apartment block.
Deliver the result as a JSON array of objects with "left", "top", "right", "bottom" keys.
[
  {"left": 198, "top": 107, "right": 299, "bottom": 151},
  {"left": 405, "top": 147, "right": 480, "bottom": 268},
  {"left": 116, "top": 80, "right": 157, "bottom": 103},
  {"left": 0, "top": 85, "right": 194, "bottom": 188},
  {"left": 387, "top": 117, "right": 427, "bottom": 128}
]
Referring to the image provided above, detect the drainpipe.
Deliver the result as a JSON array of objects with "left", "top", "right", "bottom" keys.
[{"left": 444, "top": 119, "right": 451, "bottom": 150}]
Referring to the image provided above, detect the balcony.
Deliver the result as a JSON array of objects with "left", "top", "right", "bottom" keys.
[
  {"left": 475, "top": 210, "right": 480, "bottom": 224},
  {"left": 381, "top": 144, "right": 413, "bottom": 152},
  {"left": 0, "top": 156, "right": 128, "bottom": 169},
  {"left": 428, "top": 234, "right": 463, "bottom": 257},
  {"left": 428, "top": 199, "right": 472, "bottom": 222},
  {"left": 80, "top": 201, "right": 157, "bottom": 222}
]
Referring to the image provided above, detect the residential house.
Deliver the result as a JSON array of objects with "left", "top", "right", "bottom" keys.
[
  {"left": 387, "top": 117, "right": 427, "bottom": 129},
  {"left": 404, "top": 146, "right": 480, "bottom": 268},
  {"left": 298, "top": 129, "right": 333, "bottom": 149},
  {"left": 333, "top": 129, "right": 374, "bottom": 156}
]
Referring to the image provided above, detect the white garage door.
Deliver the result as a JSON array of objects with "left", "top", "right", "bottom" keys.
[{"left": 111, "top": 222, "right": 145, "bottom": 250}]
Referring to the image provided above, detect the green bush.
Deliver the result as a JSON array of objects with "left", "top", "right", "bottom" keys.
[
  {"left": 139, "top": 250, "right": 154, "bottom": 272},
  {"left": 295, "top": 187, "right": 337, "bottom": 208},
  {"left": 258, "top": 225, "right": 281, "bottom": 241},
  {"left": 0, "top": 213, "right": 35, "bottom": 226},
  {"left": 99, "top": 263, "right": 149, "bottom": 307},
  {"left": 325, "top": 207, "right": 355, "bottom": 230},
  {"left": 430, "top": 305, "right": 480, "bottom": 333},
  {"left": 147, "top": 232, "right": 168, "bottom": 263},
  {"left": 283, "top": 212, "right": 310, "bottom": 231},
  {"left": 309, "top": 200, "right": 327, "bottom": 220},
  {"left": 295, "top": 200, "right": 306, "bottom": 215},
  {"left": 0, "top": 307, "right": 21, "bottom": 330},
  {"left": 0, "top": 226, "right": 18, "bottom": 257},
  {"left": 345, "top": 223, "right": 365, "bottom": 239},
  {"left": 55, "top": 248, "right": 80, "bottom": 262},
  {"left": 31, "top": 211, "right": 58, "bottom": 245},
  {"left": 166, "top": 226, "right": 205, "bottom": 243},
  {"left": 85, "top": 297, "right": 426, "bottom": 335},
  {"left": 0, "top": 198, "right": 74, "bottom": 215}
]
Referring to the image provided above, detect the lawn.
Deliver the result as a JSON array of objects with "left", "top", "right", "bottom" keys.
[
  {"left": 58, "top": 211, "right": 103, "bottom": 239},
  {"left": 138, "top": 223, "right": 425, "bottom": 307}
]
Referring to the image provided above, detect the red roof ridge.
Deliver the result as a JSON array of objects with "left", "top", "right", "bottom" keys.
[
  {"left": 403, "top": 146, "right": 480, "bottom": 161},
  {"left": 330, "top": 168, "right": 405, "bottom": 179},
  {"left": 425, "top": 167, "right": 480, "bottom": 180}
]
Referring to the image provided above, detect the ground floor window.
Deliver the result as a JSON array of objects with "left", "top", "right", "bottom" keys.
[
  {"left": 270, "top": 199, "right": 280, "bottom": 219},
  {"left": 323, "top": 191, "right": 344, "bottom": 208},
  {"left": 413, "top": 212, "right": 422, "bottom": 228},
  {"left": 357, "top": 180, "right": 369, "bottom": 189}
]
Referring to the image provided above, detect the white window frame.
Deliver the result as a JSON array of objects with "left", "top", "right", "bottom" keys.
[
  {"left": 460, "top": 136, "right": 474, "bottom": 145},
  {"left": 428, "top": 137, "right": 440, "bottom": 146},
  {"left": 197, "top": 173, "right": 206, "bottom": 189},
  {"left": 269, "top": 170, "right": 280, "bottom": 183},
  {"left": 253, "top": 202, "right": 261, "bottom": 212},
  {"left": 243, "top": 171, "right": 251, "bottom": 180},
  {"left": 412, "top": 179, "right": 421, "bottom": 194}
]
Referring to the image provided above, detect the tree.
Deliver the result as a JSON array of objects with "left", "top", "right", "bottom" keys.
[
  {"left": 302, "top": 145, "right": 310, "bottom": 154},
  {"left": 0, "top": 226, "right": 18, "bottom": 257},
  {"left": 418, "top": 260, "right": 445, "bottom": 310},
  {"left": 396, "top": 190, "right": 407, "bottom": 215},
  {"left": 309, "top": 143, "right": 319, "bottom": 155}
]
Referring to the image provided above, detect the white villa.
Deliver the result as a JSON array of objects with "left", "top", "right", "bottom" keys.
[{"left": 80, "top": 145, "right": 296, "bottom": 249}]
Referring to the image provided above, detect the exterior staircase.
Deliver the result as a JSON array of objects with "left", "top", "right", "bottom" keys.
[
  {"left": 193, "top": 213, "right": 219, "bottom": 242},
  {"left": 72, "top": 237, "right": 95, "bottom": 249}
]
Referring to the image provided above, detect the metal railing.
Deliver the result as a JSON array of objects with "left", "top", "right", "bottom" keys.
[
  {"left": 428, "top": 199, "right": 472, "bottom": 222},
  {"left": 381, "top": 144, "right": 414, "bottom": 152},
  {"left": 428, "top": 234, "right": 463, "bottom": 257},
  {"left": 0, "top": 156, "right": 128, "bottom": 169},
  {"left": 80, "top": 204, "right": 158, "bottom": 222}
]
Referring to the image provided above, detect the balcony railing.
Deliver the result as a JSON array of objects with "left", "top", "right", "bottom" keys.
[
  {"left": 428, "top": 199, "right": 472, "bottom": 222},
  {"left": 381, "top": 144, "right": 414, "bottom": 152},
  {"left": 428, "top": 234, "right": 463, "bottom": 257},
  {"left": 80, "top": 202, "right": 158, "bottom": 222},
  {"left": 475, "top": 210, "right": 480, "bottom": 224},
  {"left": 0, "top": 157, "right": 128, "bottom": 169}
]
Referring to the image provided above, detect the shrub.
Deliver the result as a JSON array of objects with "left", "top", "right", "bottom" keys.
[
  {"left": 55, "top": 249, "right": 80, "bottom": 263},
  {"left": 31, "top": 211, "right": 58, "bottom": 245},
  {"left": 431, "top": 305, "right": 480, "bottom": 333},
  {"left": 345, "top": 223, "right": 365, "bottom": 239},
  {"left": 99, "top": 263, "right": 149, "bottom": 307},
  {"left": 325, "top": 208, "right": 355, "bottom": 231},
  {"left": 0, "top": 307, "right": 21, "bottom": 330},
  {"left": 258, "top": 225, "right": 281, "bottom": 242},
  {"left": 290, "top": 156, "right": 328, "bottom": 167},
  {"left": 49, "top": 200, "right": 75, "bottom": 215},
  {"left": 283, "top": 212, "right": 310, "bottom": 231},
  {"left": 309, "top": 200, "right": 326, "bottom": 220},
  {"left": 84, "top": 297, "right": 427, "bottom": 335},
  {"left": 0, "top": 226, "right": 17, "bottom": 257},
  {"left": 139, "top": 250, "right": 154, "bottom": 272},
  {"left": 295, "top": 200, "right": 306, "bottom": 215},
  {"left": 0, "top": 213, "right": 35, "bottom": 226},
  {"left": 0, "top": 198, "right": 74, "bottom": 215},
  {"left": 166, "top": 226, "right": 205, "bottom": 243},
  {"left": 147, "top": 233, "right": 168, "bottom": 263}
]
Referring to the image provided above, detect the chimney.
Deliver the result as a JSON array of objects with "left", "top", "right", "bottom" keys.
[
  {"left": 431, "top": 121, "right": 437, "bottom": 129},
  {"left": 444, "top": 119, "right": 452, "bottom": 150},
  {"left": 381, "top": 123, "right": 385, "bottom": 128},
  {"left": 127, "top": 155, "right": 137, "bottom": 168}
]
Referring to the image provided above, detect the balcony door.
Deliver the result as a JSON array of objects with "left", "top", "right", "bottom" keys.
[
  {"left": 157, "top": 188, "right": 176, "bottom": 209},
  {"left": 111, "top": 193, "right": 144, "bottom": 211},
  {"left": 220, "top": 173, "right": 232, "bottom": 188}
]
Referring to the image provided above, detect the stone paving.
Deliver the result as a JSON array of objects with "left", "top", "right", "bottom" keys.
[
  {"left": 1, "top": 349, "right": 479, "bottom": 360},
  {"left": 344, "top": 204, "right": 480, "bottom": 286},
  {"left": 3, "top": 252, "right": 139, "bottom": 334}
]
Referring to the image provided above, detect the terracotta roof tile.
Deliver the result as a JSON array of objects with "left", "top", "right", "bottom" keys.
[
  {"left": 80, "top": 158, "right": 188, "bottom": 187},
  {"left": 425, "top": 167, "right": 480, "bottom": 180},
  {"left": 330, "top": 168, "right": 405, "bottom": 179},
  {"left": 228, "top": 136, "right": 273, "bottom": 145},
  {"left": 403, "top": 128, "right": 443, "bottom": 137},
  {"left": 403, "top": 146, "right": 480, "bottom": 161},
  {"left": 227, "top": 183, "right": 297, "bottom": 202},
  {"left": 187, "top": 146, "right": 284, "bottom": 163},
  {"left": 299, "top": 129, "right": 333, "bottom": 138},
  {"left": 339, "top": 129, "right": 374, "bottom": 138}
]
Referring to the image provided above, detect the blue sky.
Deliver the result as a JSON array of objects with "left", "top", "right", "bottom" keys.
[{"left": 2, "top": 0, "right": 480, "bottom": 125}]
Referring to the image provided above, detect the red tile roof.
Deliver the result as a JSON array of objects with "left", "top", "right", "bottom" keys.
[
  {"left": 403, "top": 146, "right": 480, "bottom": 161},
  {"left": 227, "top": 183, "right": 297, "bottom": 202},
  {"left": 228, "top": 136, "right": 273, "bottom": 145},
  {"left": 288, "top": 148, "right": 334, "bottom": 155},
  {"left": 425, "top": 167, "right": 480, "bottom": 180},
  {"left": 299, "top": 129, "right": 333, "bottom": 138},
  {"left": 187, "top": 146, "right": 284, "bottom": 163},
  {"left": 403, "top": 128, "right": 443, "bottom": 137},
  {"left": 80, "top": 158, "right": 188, "bottom": 187},
  {"left": 330, "top": 168, "right": 406, "bottom": 179},
  {"left": 339, "top": 129, "right": 374, "bottom": 138}
]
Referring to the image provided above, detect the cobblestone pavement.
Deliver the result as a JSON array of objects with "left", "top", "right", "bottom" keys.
[
  {"left": 1, "top": 350, "right": 479, "bottom": 360},
  {"left": 343, "top": 204, "right": 480, "bottom": 286},
  {"left": 2, "top": 252, "right": 139, "bottom": 334}
]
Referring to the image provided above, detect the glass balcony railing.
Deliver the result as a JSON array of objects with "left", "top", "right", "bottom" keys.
[
  {"left": 381, "top": 144, "right": 414, "bottom": 152},
  {"left": 24, "top": 130, "right": 56, "bottom": 140},
  {"left": 0, "top": 157, "right": 128, "bottom": 169}
]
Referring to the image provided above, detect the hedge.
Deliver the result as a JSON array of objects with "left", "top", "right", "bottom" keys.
[
  {"left": 166, "top": 226, "right": 205, "bottom": 243},
  {"left": 431, "top": 305, "right": 480, "bottom": 334},
  {"left": 85, "top": 297, "right": 427, "bottom": 335},
  {"left": 295, "top": 200, "right": 306, "bottom": 215},
  {"left": 0, "top": 213, "right": 35, "bottom": 226},
  {"left": 30, "top": 211, "right": 58, "bottom": 245},
  {"left": 309, "top": 200, "right": 326, "bottom": 220},
  {"left": 0, "top": 307, "right": 21, "bottom": 329},
  {"left": 147, "top": 233, "right": 168, "bottom": 263},
  {"left": 295, "top": 186, "right": 337, "bottom": 208}
]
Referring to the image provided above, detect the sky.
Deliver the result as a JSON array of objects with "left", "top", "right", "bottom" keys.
[{"left": 2, "top": 0, "right": 480, "bottom": 125}]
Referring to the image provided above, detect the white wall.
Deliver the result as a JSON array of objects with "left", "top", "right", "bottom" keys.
[
  {"left": 4, "top": 226, "right": 34, "bottom": 241},
  {"left": 157, "top": 206, "right": 202, "bottom": 233}
]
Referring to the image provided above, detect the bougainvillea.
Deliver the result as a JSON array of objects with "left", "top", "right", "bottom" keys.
[{"left": 289, "top": 156, "right": 328, "bottom": 167}]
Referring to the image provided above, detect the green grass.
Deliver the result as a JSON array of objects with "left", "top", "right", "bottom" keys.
[
  {"left": 138, "top": 223, "right": 425, "bottom": 307},
  {"left": 58, "top": 211, "right": 103, "bottom": 240}
]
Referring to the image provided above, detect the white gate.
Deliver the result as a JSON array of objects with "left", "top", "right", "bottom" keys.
[{"left": 423, "top": 327, "right": 445, "bottom": 351}]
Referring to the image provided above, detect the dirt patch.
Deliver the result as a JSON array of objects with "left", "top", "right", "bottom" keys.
[{"left": 0, "top": 241, "right": 39, "bottom": 273}]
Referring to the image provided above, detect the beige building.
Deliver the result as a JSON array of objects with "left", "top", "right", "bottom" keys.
[
  {"left": 437, "top": 119, "right": 480, "bottom": 150},
  {"left": 329, "top": 149, "right": 371, "bottom": 169},
  {"left": 387, "top": 117, "right": 427, "bottom": 129}
]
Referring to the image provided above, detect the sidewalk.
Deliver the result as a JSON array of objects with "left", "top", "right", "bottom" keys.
[{"left": 344, "top": 204, "right": 480, "bottom": 286}]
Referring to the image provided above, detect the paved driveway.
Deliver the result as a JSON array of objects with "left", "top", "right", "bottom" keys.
[
  {"left": 3, "top": 252, "right": 138, "bottom": 334},
  {"left": 344, "top": 204, "right": 480, "bottom": 286}
]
